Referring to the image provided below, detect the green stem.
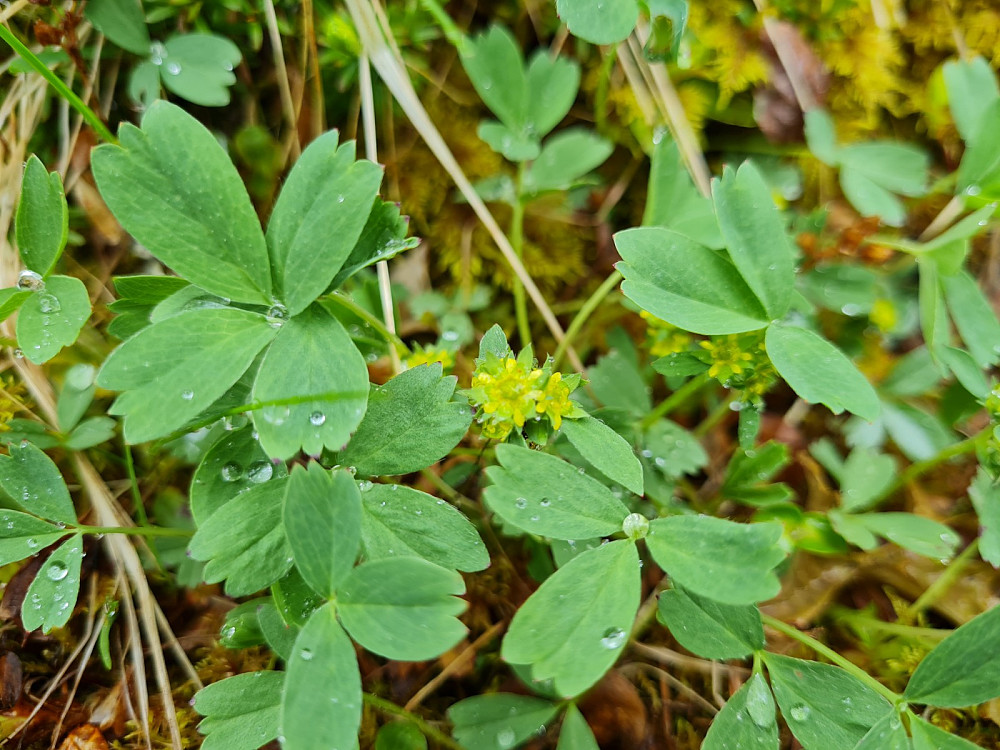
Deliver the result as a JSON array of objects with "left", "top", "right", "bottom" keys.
[
  {"left": 75, "top": 524, "right": 192, "bottom": 538},
  {"left": 418, "top": 0, "right": 469, "bottom": 54},
  {"left": 902, "top": 538, "right": 980, "bottom": 624},
  {"left": 123, "top": 444, "right": 149, "bottom": 527},
  {"left": 832, "top": 607, "right": 949, "bottom": 642},
  {"left": 694, "top": 392, "right": 735, "bottom": 437},
  {"left": 511, "top": 165, "right": 531, "bottom": 349},
  {"left": 640, "top": 372, "right": 711, "bottom": 431},
  {"left": 761, "top": 614, "right": 900, "bottom": 705},
  {"left": 594, "top": 46, "right": 617, "bottom": 133},
  {"left": 869, "top": 429, "right": 987, "bottom": 506},
  {"left": 553, "top": 270, "right": 621, "bottom": 369},
  {"left": 322, "top": 292, "right": 409, "bottom": 354},
  {"left": 363, "top": 693, "right": 463, "bottom": 750},
  {"left": 0, "top": 24, "right": 116, "bottom": 144}
]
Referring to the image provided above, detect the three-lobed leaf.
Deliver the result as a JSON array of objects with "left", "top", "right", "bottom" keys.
[
  {"left": 615, "top": 227, "right": 769, "bottom": 335},
  {"left": 336, "top": 364, "right": 471, "bottom": 476},
  {"left": 359, "top": 483, "right": 488, "bottom": 572},
  {"left": 484, "top": 444, "right": 629, "bottom": 540},
  {"left": 194, "top": 671, "right": 284, "bottom": 750},
  {"left": 645, "top": 516, "right": 784, "bottom": 604},
  {"left": 337, "top": 557, "right": 467, "bottom": 661},
  {"left": 92, "top": 101, "right": 272, "bottom": 304},
  {"left": 503, "top": 540, "right": 640, "bottom": 697},
  {"left": 160, "top": 34, "right": 242, "bottom": 108}
]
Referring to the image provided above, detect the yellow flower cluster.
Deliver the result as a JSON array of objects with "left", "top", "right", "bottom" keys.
[
  {"left": 699, "top": 333, "right": 775, "bottom": 402},
  {"left": 0, "top": 376, "right": 26, "bottom": 431},
  {"left": 640, "top": 311, "right": 692, "bottom": 358},
  {"left": 468, "top": 355, "right": 582, "bottom": 441},
  {"left": 404, "top": 345, "right": 455, "bottom": 372}
]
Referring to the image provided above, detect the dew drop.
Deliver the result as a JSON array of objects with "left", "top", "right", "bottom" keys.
[
  {"left": 337, "top": 194, "right": 345, "bottom": 203},
  {"left": 38, "top": 294, "right": 61, "bottom": 313},
  {"left": 165, "top": 61, "right": 182, "bottom": 75},
  {"left": 46, "top": 561, "right": 69, "bottom": 581},
  {"left": 181, "top": 389, "right": 194, "bottom": 401},
  {"left": 515, "top": 497, "right": 528, "bottom": 509},
  {"left": 789, "top": 704, "right": 811, "bottom": 721},
  {"left": 309, "top": 411, "right": 326, "bottom": 426},
  {"left": 622, "top": 512, "right": 650, "bottom": 540},
  {"left": 299, "top": 648, "right": 314, "bottom": 661},
  {"left": 25, "top": 537, "right": 38, "bottom": 550},
  {"left": 495, "top": 728, "right": 515, "bottom": 749},
  {"left": 600, "top": 627, "right": 627, "bottom": 650},
  {"left": 16, "top": 270, "right": 44, "bottom": 292},
  {"left": 539, "top": 498, "right": 551, "bottom": 507},
  {"left": 265, "top": 303, "right": 288, "bottom": 328},
  {"left": 246, "top": 460, "right": 273, "bottom": 483},
  {"left": 150, "top": 41, "right": 166, "bottom": 65},
  {"left": 12, "top": 348, "right": 23, "bottom": 359},
  {"left": 357, "top": 480, "right": 373, "bottom": 491},
  {"left": 221, "top": 462, "right": 243, "bottom": 482}
]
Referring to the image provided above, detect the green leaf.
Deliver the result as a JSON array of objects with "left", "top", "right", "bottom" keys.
[
  {"left": 643, "top": 137, "right": 722, "bottom": 247},
  {"left": 957, "top": 99, "right": 1000, "bottom": 194},
  {"left": 337, "top": 557, "right": 467, "bottom": 661},
  {"left": 190, "top": 425, "right": 287, "bottom": 525},
  {"left": 84, "top": 0, "right": 151, "bottom": 55},
  {"left": 503, "top": 540, "right": 640, "bottom": 697},
  {"left": 336, "top": 364, "right": 471, "bottom": 476},
  {"left": 615, "top": 227, "right": 769, "bottom": 335},
  {"left": 881, "top": 347, "right": 941, "bottom": 398},
  {"left": 280, "top": 604, "right": 362, "bottom": 750},
  {"left": 940, "top": 271, "right": 1000, "bottom": 367},
  {"left": 448, "top": 694, "right": 560, "bottom": 750},
  {"left": 657, "top": 586, "right": 764, "bottom": 660},
  {"left": 266, "top": 131, "right": 383, "bottom": 314},
  {"left": 57, "top": 363, "right": 97, "bottom": 432},
  {"left": 16, "top": 275, "right": 91, "bottom": 365},
  {"left": 523, "top": 129, "right": 612, "bottom": 194},
  {"left": 484, "top": 444, "right": 629, "bottom": 540},
  {"left": 909, "top": 714, "right": 982, "bottom": 750},
  {"left": 560, "top": 415, "right": 643, "bottom": 495},
  {"left": 460, "top": 26, "right": 527, "bottom": 130},
  {"left": 588, "top": 350, "right": 651, "bottom": 415},
  {"left": 194, "top": 672, "right": 283, "bottom": 750},
  {"left": 840, "top": 168, "right": 907, "bottom": 227},
  {"left": 703, "top": 674, "right": 779, "bottom": 750},
  {"left": 853, "top": 712, "right": 910, "bottom": 750},
  {"left": 645, "top": 517, "right": 784, "bottom": 604},
  {"left": 713, "top": 162, "right": 795, "bottom": 319},
  {"left": 798, "top": 263, "right": 879, "bottom": 315},
  {"left": 881, "top": 401, "right": 957, "bottom": 462},
  {"left": 803, "top": 109, "right": 840, "bottom": 165},
  {"left": 939, "top": 345, "right": 989, "bottom": 398},
  {"left": 375, "top": 722, "right": 427, "bottom": 750},
  {"left": 969, "top": 468, "right": 1000, "bottom": 568},
  {"left": 765, "top": 323, "right": 879, "bottom": 421},
  {"left": 271, "top": 568, "right": 324, "bottom": 627},
  {"left": 329, "top": 199, "right": 419, "bottom": 290},
  {"left": 838, "top": 143, "right": 928, "bottom": 198},
  {"left": 98, "top": 308, "right": 276, "bottom": 444},
  {"left": 839, "top": 449, "right": 896, "bottom": 513},
  {"left": 764, "top": 653, "right": 892, "bottom": 750},
  {"left": 904, "top": 602, "right": 1000, "bottom": 707},
  {"left": 477, "top": 121, "right": 540, "bottom": 162},
  {"left": 128, "top": 60, "right": 160, "bottom": 109},
  {"left": 16, "top": 155, "right": 68, "bottom": 276},
  {"left": 830, "top": 512, "right": 959, "bottom": 560},
  {"left": 479, "top": 324, "right": 511, "bottom": 360},
  {"left": 251, "top": 305, "right": 369, "bottom": 459},
  {"left": 22, "top": 533, "right": 83, "bottom": 633},
  {"left": 107, "top": 275, "right": 190, "bottom": 339},
  {"left": 0, "top": 440, "right": 75, "bottom": 524},
  {"left": 63, "top": 417, "right": 116, "bottom": 450},
  {"left": 943, "top": 56, "right": 1000, "bottom": 143},
  {"left": 283, "top": 464, "right": 360, "bottom": 597},
  {"left": 644, "top": 0, "right": 688, "bottom": 62},
  {"left": 556, "top": 705, "right": 598, "bottom": 750},
  {"left": 188, "top": 478, "right": 293, "bottom": 596},
  {"left": 160, "top": 34, "right": 241, "bottom": 107},
  {"left": 0, "top": 289, "right": 30, "bottom": 324},
  {"left": 642, "top": 419, "right": 708, "bottom": 479},
  {"left": 524, "top": 52, "right": 580, "bottom": 138},
  {"left": 555, "top": 0, "right": 639, "bottom": 44},
  {"left": 359, "top": 483, "right": 488, "bottom": 572},
  {"left": 0, "top": 510, "right": 67, "bottom": 566},
  {"left": 257, "top": 600, "right": 297, "bottom": 660},
  {"left": 91, "top": 101, "right": 272, "bottom": 304}
]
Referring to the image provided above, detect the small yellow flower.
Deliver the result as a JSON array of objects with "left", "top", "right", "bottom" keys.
[
  {"left": 700, "top": 335, "right": 754, "bottom": 380},
  {"left": 641, "top": 311, "right": 692, "bottom": 357},
  {"left": 404, "top": 345, "right": 455, "bottom": 372},
  {"left": 535, "top": 372, "right": 573, "bottom": 429},
  {"left": 869, "top": 298, "right": 897, "bottom": 332},
  {"left": 472, "top": 358, "right": 542, "bottom": 429}
]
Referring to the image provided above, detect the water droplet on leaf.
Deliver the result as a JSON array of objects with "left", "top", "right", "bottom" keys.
[
  {"left": 600, "top": 627, "right": 627, "bottom": 650},
  {"left": 46, "top": 561, "right": 69, "bottom": 581},
  {"left": 16, "top": 270, "right": 44, "bottom": 292}
]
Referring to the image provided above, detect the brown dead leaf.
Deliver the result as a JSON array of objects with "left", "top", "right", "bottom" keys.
[
  {"left": 0, "top": 652, "right": 22, "bottom": 710},
  {"left": 579, "top": 671, "right": 651, "bottom": 749},
  {"left": 57, "top": 724, "right": 109, "bottom": 750},
  {"left": 0, "top": 555, "right": 44, "bottom": 624}
]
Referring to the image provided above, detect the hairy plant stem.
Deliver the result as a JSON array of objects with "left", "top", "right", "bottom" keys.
[
  {"left": 363, "top": 692, "right": 463, "bottom": 749},
  {"left": 553, "top": 270, "right": 621, "bottom": 369},
  {"left": 761, "top": 614, "right": 900, "bottom": 704},
  {"left": 902, "top": 538, "right": 981, "bottom": 624},
  {"left": 640, "top": 372, "right": 711, "bottom": 431},
  {"left": 0, "top": 24, "right": 116, "bottom": 144},
  {"left": 869, "top": 428, "right": 987, "bottom": 506},
  {"left": 511, "top": 164, "right": 531, "bottom": 349}
]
